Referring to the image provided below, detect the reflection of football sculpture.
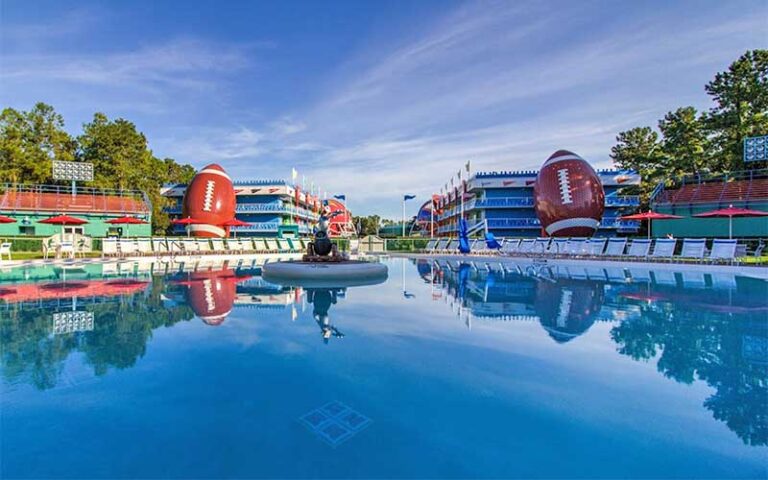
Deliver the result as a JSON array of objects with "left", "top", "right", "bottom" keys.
[
  {"left": 534, "top": 150, "right": 605, "bottom": 237},
  {"left": 534, "top": 279, "right": 605, "bottom": 343},
  {"left": 183, "top": 269, "right": 239, "bottom": 326},
  {"left": 182, "top": 164, "right": 237, "bottom": 238}
]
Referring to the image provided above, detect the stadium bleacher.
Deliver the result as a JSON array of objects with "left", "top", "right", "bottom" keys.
[{"left": 654, "top": 171, "right": 768, "bottom": 206}]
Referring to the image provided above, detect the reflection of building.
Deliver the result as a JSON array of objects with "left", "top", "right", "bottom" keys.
[
  {"left": 428, "top": 260, "right": 611, "bottom": 342},
  {"left": 162, "top": 179, "right": 322, "bottom": 237}
]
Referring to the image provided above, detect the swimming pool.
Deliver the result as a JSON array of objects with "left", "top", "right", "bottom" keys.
[{"left": 1, "top": 257, "right": 766, "bottom": 478}]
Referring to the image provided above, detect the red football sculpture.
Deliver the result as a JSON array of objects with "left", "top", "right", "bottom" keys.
[
  {"left": 533, "top": 150, "right": 605, "bottom": 237},
  {"left": 182, "top": 164, "right": 236, "bottom": 238},
  {"left": 184, "top": 269, "right": 238, "bottom": 326}
]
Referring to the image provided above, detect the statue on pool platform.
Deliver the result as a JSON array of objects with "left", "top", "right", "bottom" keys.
[{"left": 304, "top": 205, "right": 346, "bottom": 262}]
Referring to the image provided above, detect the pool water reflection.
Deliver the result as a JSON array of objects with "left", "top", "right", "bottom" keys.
[{"left": 1, "top": 258, "right": 766, "bottom": 478}]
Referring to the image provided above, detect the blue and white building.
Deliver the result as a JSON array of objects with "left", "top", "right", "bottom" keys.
[
  {"left": 162, "top": 179, "right": 321, "bottom": 237},
  {"left": 435, "top": 169, "right": 641, "bottom": 237}
]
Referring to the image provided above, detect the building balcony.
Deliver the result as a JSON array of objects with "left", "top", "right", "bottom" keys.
[
  {"left": 605, "top": 195, "right": 640, "bottom": 207},
  {"left": 437, "top": 196, "right": 640, "bottom": 220},
  {"left": 165, "top": 203, "right": 319, "bottom": 221},
  {"left": 475, "top": 197, "right": 534, "bottom": 208}
]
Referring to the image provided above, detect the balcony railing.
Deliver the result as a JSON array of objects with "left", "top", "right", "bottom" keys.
[
  {"left": 436, "top": 216, "right": 641, "bottom": 233},
  {"left": 437, "top": 196, "right": 640, "bottom": 220},
  {"left": 164, "top": 203, "right": 319, "bottom": 220}
]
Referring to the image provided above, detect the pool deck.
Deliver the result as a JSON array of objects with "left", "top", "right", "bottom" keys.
[{"left": 387, "top": 252, "right": 768, "bottom": 280}]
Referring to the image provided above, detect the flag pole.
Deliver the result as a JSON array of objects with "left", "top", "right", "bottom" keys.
[{"left": 402, "top": 197, "right": 406, "bottom": 237}]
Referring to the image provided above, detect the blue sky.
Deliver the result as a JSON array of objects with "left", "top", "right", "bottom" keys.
[{"left": 1, "top": 0, "right": 765, "bottom": 217}]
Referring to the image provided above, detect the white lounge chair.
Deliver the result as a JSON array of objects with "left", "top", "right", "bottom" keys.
[
  {"left": 182, "top": 239, "right": 199, "bottom": 254},
  {"left": 518, "top": 239, "right": 535, "bottom": 255},
  {"left": 211, "top": 238, "right": 227, "bottom": 254},
  {"left": 0, "top": 242, "right": 11, "bottom": 261},
  {"left": 434, "top": 238, "right": 449, "bottom": 252},
  {"left": 586, "top": 238, "right": 606, "bottom": 256},
  {"left": 530, "top": 237, "right": 550, "bottom": 255},
  {"left": 679, "top": 238, "right": 706, "bottom": 261},
  {"left": 168, "top": 239, "right": 185, "bottom": 253},
  {"left": 626, "top": 239, "right": 651, "bottom": 258},
  {"left": 102, "top": 237, "right": 118, "bottom": 257},
  {"left": 137, "top": 238, "right": 153, "bottom": 256},
  {"left": 501, "top": 238, "right": 521, "bottom": 255},
  {"left": 603, "top": 238, "right": 627, "bottom": 257},
  {"left": 708, "top": 239, "right": 737, "bottom": 263},
  {"left": 446, "top": 239, "right": 459, "bottom": 252},
  {"left": 118, "top": 239, "right": 138, "bottom": 256},
  {"left": 58, "top": 241, "right": 75, "bottom": 259},
  {"left": 550, "top": 238, "right": 568, "bottom": 256},
  {"left": 650, "top": 238, "right": 676, "bottom": 260},
  {"left": 196, "top": 239, "right": 211, "bottom": 254},
  {"left": 152, "top": 238, "right": 169, "bottom": 254},
  {"left": 424, "top": 239, "right": 438, "bottom": 252},
  {"left": 265, "top": 238, "right": 280, "bottom": 253}
]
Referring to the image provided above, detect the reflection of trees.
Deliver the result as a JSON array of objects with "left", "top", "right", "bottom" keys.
[
  {"left": 611, "top": 302, "right": 767, "bottom": 446},
  {"left": 0, "top": 278, "right": 193, "bottom": 390}
]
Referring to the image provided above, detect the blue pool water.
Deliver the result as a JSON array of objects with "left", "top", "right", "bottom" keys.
[{"left": 1, "top": 257, "right": 766, "bottom": 478}]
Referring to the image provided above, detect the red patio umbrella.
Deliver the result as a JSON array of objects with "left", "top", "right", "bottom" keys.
[
  {"left": 620, "top": 210, "right": 683, "bottom": 239},
  {"left": 39, "top": 214, "right": 89, "bottom": 240},
  {"left": 693, "top": 205, "right": 768, "bottom": 239},
  {"left": 220, "top": 218, "right": 252, "bottom": 238},
  {"left": 0, "top": 215, "right": 17, "bottom": 224},
  {"left": 171, "top": 216, "right": 205, "bottom": 237},
  {"left": 106, "top": 216, "right": 148, "bottom": 237}
]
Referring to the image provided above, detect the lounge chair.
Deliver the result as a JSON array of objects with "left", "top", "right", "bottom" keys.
[
  {"left": 650, "top": 238, "right": 676, "bottom": 260},
  {"left": 679, "top": 238, "right": 706, "bottom": 261},
  {"left": 434, "top": 238, "right": 449, "bottom": 252},
  {"left": 251, "top": 238, "right": 268, "bottom": 253},
  {"left": 530, "top": 237, "right": 550, "bottom": 256},
  {"left": 196, "top": 239, "right": 212, "bottom": 254},
  {"left": 58, "top": 241, "right": 75, "bottom": 259},
  {"left": 446, "top": 239, "right": 459, "bottom": 253},
  {"left": 137, "top": 238, "right": 153, "bottom": 256},
  {"left": 211, "top": 238, "right": 228, "bottom": 254},
  {"left": 603, "top": 238, "right": 627, "bottom": 257},
  {"left": 168, "top": 239, "right": 184, "bottom": 253},
  {"left": 0, "top": 242, "right": 11, "bottom": 261},
  {"left": 501, "top": 239, "right": 521, "bottom": 255},
  {"left": 517, "top": 239, "right": 535, "bottom": 255},
  {"left": 626, "top": 239, "right": 651, "bottom": 258},
  {"left": 550, "top": 238, "right": 568, "bottom": 256},
  {"left": 586, "top": 238, "right": 606, "bottom": 256},
  {"left": 118, "top": 239, "right": 137, "bottom": 257},
  {"left": 565, "top": 238, "right": 587, "bottom": 256},
  {"left": 102, "top": 237, "right": 118, "bottom": 258},
  {"left": 265, "top": 238, "right": 280, "bottom": 253},
  {"left": 239, "top": 238, "right": 255, "bottom": 253},
  {"left": 424, "top": 238, "right": 438, "bottom": 252},
  {"left": 152, "top": 238, "right": 169, "bottom": 254},
  {"left": 228, "top": 239, "right": 244, "bottom": 253},
  {"left": 182, "top": 239, "right": 199, "bottom": 254},
  {"left": 708, "top": 239, "right": 737, "bottom": 264}
]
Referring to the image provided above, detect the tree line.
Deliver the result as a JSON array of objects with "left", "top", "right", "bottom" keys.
[
  {"left": 611, "top": 50, "right": 768, "bottom": 205},
  {"left": 0, "top": 103, "right": 196, "bottom": 233}
]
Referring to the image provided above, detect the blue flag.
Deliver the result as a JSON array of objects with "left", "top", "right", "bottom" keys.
[
  {"left": 333, "top": 194, "right": 346, "bottom": 201},
  {"left": 403, "top": 194, "right": 416, "bottom": 201}
]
